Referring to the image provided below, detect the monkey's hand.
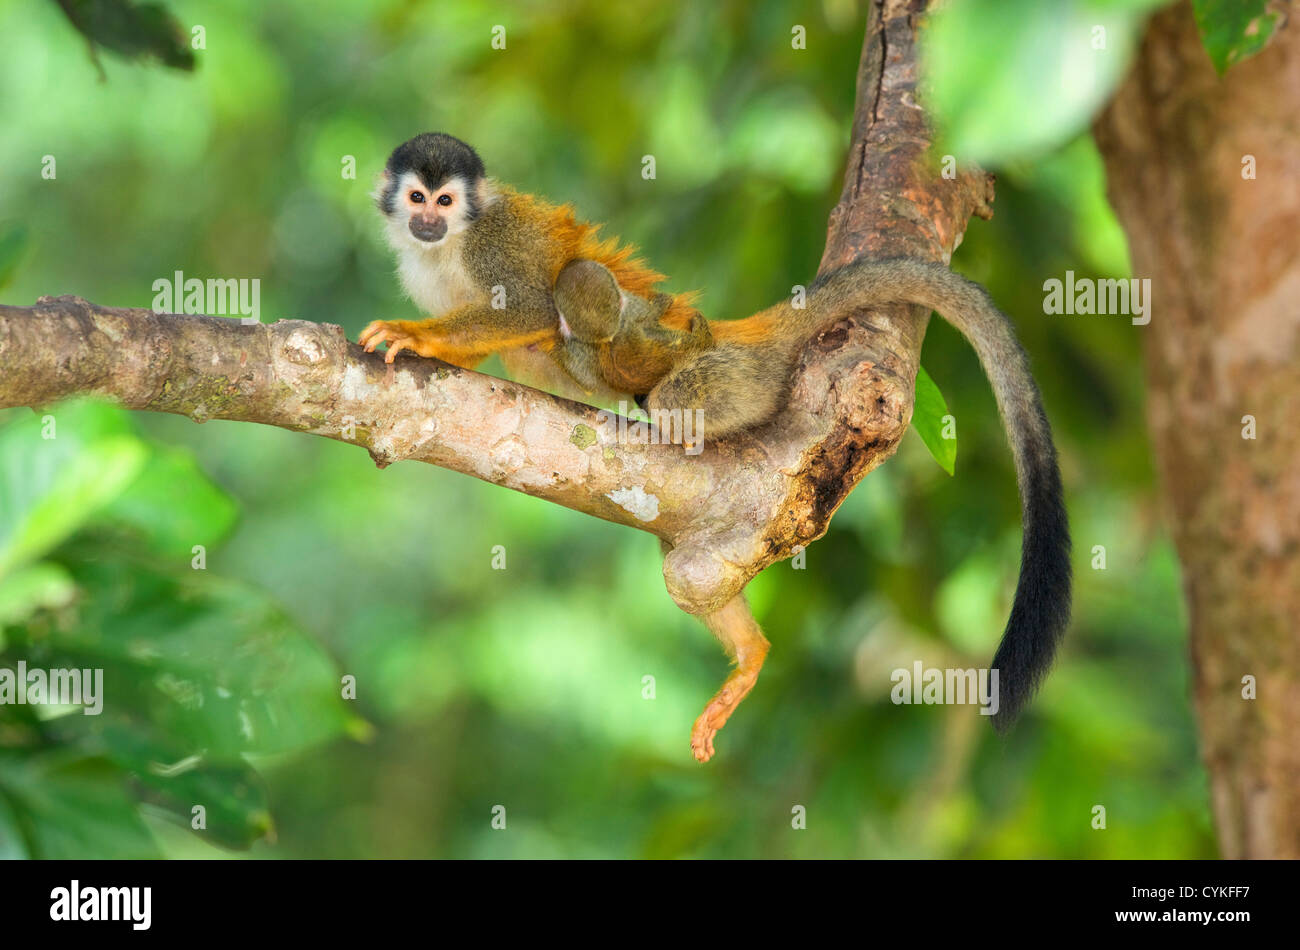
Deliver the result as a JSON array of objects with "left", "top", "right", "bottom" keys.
[
  {"left": 360, "top": 319, "right": 463, "bottom": 364},
  {"left": 360, "top": 305, "right": 557, "bottom": 368}
]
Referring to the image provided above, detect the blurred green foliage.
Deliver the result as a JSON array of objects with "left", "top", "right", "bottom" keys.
[
  {"left": 926, "top": 0, "right": 1273, "bottom": 163},
  {"left": 0, "top": 0, "right": 1221, "bottom": 857},
  {"left": 54, "top": 0, "right": 196, "bottom": 74},
  {"left": 0, "top": 401, "right": 362, "bottom": 855}
]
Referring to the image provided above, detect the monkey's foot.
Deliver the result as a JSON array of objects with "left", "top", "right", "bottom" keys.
[
  {"left": 687, "top": 596, "right": 770, "bottom": 763},
  {"left": 360, "top": 320, "right": 447, "bottom": 363},
  {"left": 689, "top": 669, "right": 761, "bottom": 763}
]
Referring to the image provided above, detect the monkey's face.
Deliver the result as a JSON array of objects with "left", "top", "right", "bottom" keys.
[
  {"left": 375, "top": 133, "right": 487, "bottom": 251},
  {"left": 386, "top": 171, "right": 476, "bottom": 246}
]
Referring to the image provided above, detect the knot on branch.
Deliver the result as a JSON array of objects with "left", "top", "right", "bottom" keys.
[{"left": 281, "top": 326, "right": 330, "bottom": 365}]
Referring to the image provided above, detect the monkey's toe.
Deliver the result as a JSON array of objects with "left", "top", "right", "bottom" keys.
[
  {"left": 690, "top": 720, "right": 717, "bottom": 763},
  {"left": 690, "top": 693, "right": 735, "bottom": 763}
]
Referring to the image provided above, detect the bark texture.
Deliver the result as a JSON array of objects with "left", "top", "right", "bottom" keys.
[
  {"left": 1095, "top": 1, "right": 1300, "bottom": 858},
  {"left": 0, "top": 0, "right": 992, "bottom": 623}
]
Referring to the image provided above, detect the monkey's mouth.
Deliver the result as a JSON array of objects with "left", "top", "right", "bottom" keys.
[
  {"left": 558, "top": 313, "right": 572, "bottom": 340},
  {"left": 409, "top": 217, "right": 448, "bottom": 243}
]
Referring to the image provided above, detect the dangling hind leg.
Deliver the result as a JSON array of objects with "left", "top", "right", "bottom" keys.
[{"left": 690, "top": 595, "right": 770, "bottom": 763}]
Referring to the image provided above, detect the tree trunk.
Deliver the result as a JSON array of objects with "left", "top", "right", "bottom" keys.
[{"left": 1095, "top": 2, "right": 1300, "bottom": 858}]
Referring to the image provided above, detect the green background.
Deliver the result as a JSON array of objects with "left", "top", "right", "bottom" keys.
[{"left": 0, "top": 0, "right": 1220, "bottom": 858}]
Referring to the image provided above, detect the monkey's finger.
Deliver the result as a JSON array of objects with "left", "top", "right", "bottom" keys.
[
  {"left": 360, "top": 322, "right": 390, "bottom": 346},
  {"left": 385, "top": 339, "right": 409, "bottom": 363},
  {"left": 362, "top": 329, "right": 391, "bottom": 352}
]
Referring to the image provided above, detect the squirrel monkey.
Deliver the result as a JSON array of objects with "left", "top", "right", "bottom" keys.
[
  {"left": 552, "top": 259, "right": 713, "bottom": 396},
  {"left": 365, "top": 133, "right": 1070, "bottom": 760},
  {"left": 361, "top": 132, "right": 697, "bottom": 400}
]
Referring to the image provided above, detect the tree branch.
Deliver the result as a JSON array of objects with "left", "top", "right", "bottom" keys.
[{"left": 0, "top": 0, "right": 992, "bottom": 618}]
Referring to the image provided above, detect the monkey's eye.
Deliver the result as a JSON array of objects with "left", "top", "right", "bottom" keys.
[
  {"left": 436, "top": 194, "right": 453, "bottom": 207},
  {"left": 409, "top": 191, "right": 425, "bottom": 203}
]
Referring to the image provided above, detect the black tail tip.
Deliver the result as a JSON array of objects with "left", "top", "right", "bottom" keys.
[{"left": 987, "top": 482, "right": 1072, "bottom": 733}]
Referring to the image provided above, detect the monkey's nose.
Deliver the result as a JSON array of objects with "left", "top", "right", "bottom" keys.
[{"left": 409, "top": 216, "right": 448, "bottom": 243}]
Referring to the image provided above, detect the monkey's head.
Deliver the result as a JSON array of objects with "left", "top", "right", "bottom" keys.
[{"left": 376, "top": 133, "right": 488, "bottom": 249}]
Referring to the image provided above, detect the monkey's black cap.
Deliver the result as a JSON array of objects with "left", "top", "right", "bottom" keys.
[{"left": 385, "top": 132, "right": 486, "bottom": 190}]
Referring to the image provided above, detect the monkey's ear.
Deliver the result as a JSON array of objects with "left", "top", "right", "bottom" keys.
[{"left": 371, "top": 168, "right": 396, "bottom": 212}]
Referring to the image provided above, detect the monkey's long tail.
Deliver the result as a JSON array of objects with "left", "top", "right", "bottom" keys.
[{"left": 807, "top": 258, "right": 1072, "bottom": 730}]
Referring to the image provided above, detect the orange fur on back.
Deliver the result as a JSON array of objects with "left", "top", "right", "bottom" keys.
[
  {"left": 525, "top": 192, "right": 703, "bottom": 331},
  {"left": 521, "top": 190, "right": 782, "bottom": 344}
]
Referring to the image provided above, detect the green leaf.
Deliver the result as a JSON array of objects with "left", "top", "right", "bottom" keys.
[
  {"left": 0, "top": 789, "right": 30, "bottom": 859},
  {"left": 0, "top": 751, "right": 159, "bottom": 858},
  {"left": 44, "top": 550, "right": 363, "bottom": 760},
  {"left": 104, "top": 446, "right": 239, "bottom": 556},
  {"left": 0, "top": 562, "right": 77, "bottom": 629},
  {"left": 0, "top": 398, "right": 355, "bottom": 852},
  {"left": 0, "top": 402, "right": 141, "bottom": 574},
  {"left": 3, "top": 549, "right": 361, "bottom": 851},
  {"left": 108, "top": 730, "right": 274, "bottom": 850},
  {"left": 0, "top": 223, "right": 28, "bottom": 290},
  {"left": 911, "top": 365, "right": 957, "bottom": 475},
  {"left": 0, "top": 433, "right": 147, "bottom": 579},
  {"left": 1192, "top": 0, "right": 1283, "bottom": 74},
  {"left": 136, "top": 761, "right": 273, "bottom": 850},
  {"left": 0, "top": 400, "right": 237, "bottom": 564}
]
